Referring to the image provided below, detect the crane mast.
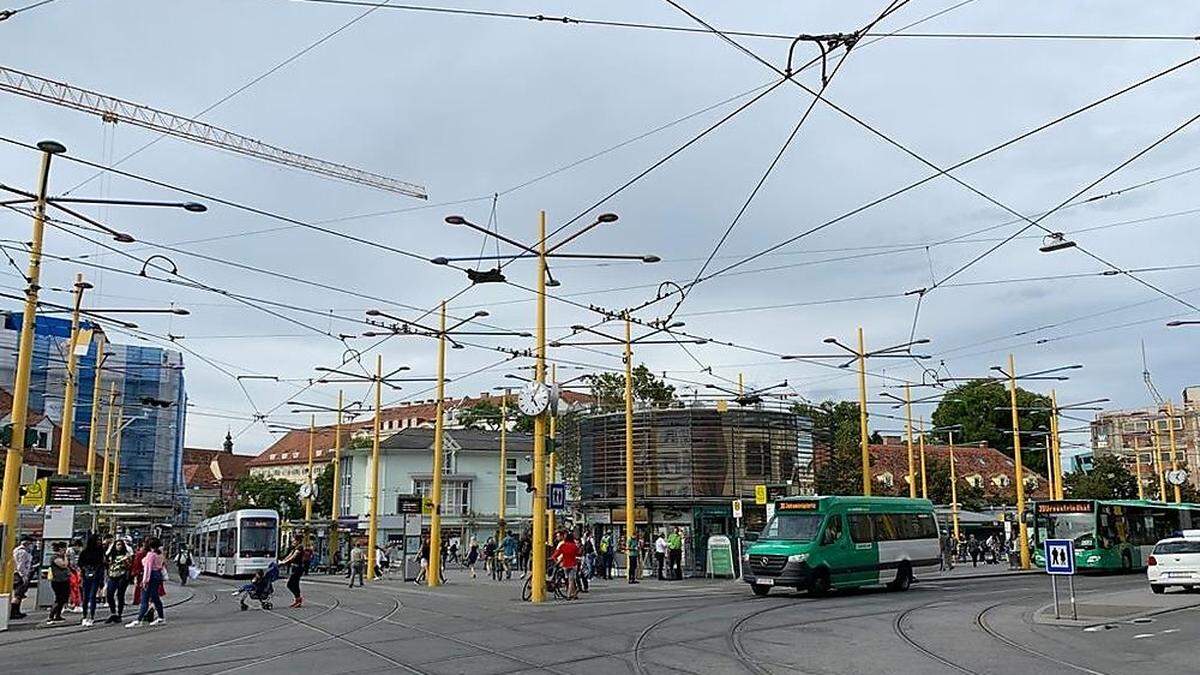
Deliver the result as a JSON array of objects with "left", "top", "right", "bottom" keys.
[{"left": 0, "top": 65, "right": 427, "bottom": 200}]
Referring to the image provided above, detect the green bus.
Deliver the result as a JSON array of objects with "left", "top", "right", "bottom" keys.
[
  {"left": 742, "top": 496, "right": 941, "bottom": 596},
  {"left": 1032, "top": 499, "right": 1200, "bottom": 571}
]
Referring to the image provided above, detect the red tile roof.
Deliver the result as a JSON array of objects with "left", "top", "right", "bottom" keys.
[
  {"left": 868, "top": 441, "right": 1051, "bottom": 499},
  {"left": 0, "top": 388, "right": 89, "bottom": 471}
]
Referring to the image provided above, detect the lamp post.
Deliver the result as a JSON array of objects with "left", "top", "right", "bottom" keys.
[{"left": 783, "top": 333, "right": 931, "bottom": 495}]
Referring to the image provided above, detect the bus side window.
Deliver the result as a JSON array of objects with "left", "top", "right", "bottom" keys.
[
  {"left": 822, "top": 515, "right": 843, "bottom": 545},
  {"left": 849, "top": 514, "right": 873, "bottom": 544}
]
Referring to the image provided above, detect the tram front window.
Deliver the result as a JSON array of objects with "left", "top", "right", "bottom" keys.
[
  {"left": 240, "top": 518, "right": 278, "bottom": 558},
  {"left": 1038, "top": 513, "right": 1096, "bottom": 549}
]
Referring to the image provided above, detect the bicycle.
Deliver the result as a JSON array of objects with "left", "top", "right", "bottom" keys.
[{"left": 521, "top": 562, "right": 568, "bottom": 601}]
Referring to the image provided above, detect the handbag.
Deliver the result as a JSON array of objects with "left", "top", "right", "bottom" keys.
[{"left": 188, "top": 566, "right": 201, "bottom": 580}]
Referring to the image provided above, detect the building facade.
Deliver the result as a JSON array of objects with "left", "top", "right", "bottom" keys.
[
  {"left": 867, "top": 437, "right": 1051, "bottom": 502},
  {"left": 0, "top": 312, "right": 187, "bottom": 508},
  {"left": 338, "top": 428, "right": 534, "bottom": 539},
  {"left": 182, "top": 433, "right": 252, "bottom": 530},
  {"left": 573, "top": 404, "right": 812, "bottom": 573},
  {"left": 1090, "top": 388, "right": 1199, "bottom": 490}
]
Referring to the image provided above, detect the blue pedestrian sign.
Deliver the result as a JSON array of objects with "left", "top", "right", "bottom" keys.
[
  {"left": 548, "top": 482, "right": 566, "bottom": 511},
  {"left": 1044, "top": 539, "right": 1075, "bottom": 575}
]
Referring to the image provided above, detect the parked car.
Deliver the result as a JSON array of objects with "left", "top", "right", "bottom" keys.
[{"left": 1147, "top": 530, "right": 1200, "bottom": 594}]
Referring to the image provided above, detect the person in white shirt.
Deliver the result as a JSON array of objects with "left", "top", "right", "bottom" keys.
[
  {"left": 654, "top": 534, "right": 668, "bottom": 581},
  {"left": 9, "top": 537, "right": 33, "bottom": 620}
]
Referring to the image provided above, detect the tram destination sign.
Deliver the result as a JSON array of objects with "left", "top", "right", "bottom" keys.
[
  {"left": 45, "top": 478, "right": 91, "bottom": 505},
  {"left": 1034, "top": 500, "right": 1093, "bottom": 515}
]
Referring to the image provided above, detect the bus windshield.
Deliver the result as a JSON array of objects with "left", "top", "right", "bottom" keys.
[
  {"left": 759, "top": 513, "right": 824, "bottom": 542},
  {"left": 1037, "top": 513, "right": 1096, "bottom": 549},
  {"left": 240, "top": 518, "right": 277, "bottom": 558}
]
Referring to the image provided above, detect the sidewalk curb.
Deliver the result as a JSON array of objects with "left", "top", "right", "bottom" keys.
[
  {"left": 1, "top": 585, "right": 196, "bottom": 635},
  {"left": 1032, "top": 597, "right": 1200, "bottom": 628},
  {"left": 922, "top": 569, "right": 1040, "bottom": 583}
]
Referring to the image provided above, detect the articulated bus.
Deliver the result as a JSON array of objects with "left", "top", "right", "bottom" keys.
[
  {"left": 743, "top": 496, "right": 941, "bottom": 596},
  {"left": 191, "top": 509, "right": 279, "bottom": 577},
  {"left": 1033, "top": 499, "right": 1200, "bottom": 571}
]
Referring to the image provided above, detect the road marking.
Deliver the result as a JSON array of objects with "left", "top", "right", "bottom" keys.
[
  {"left": 1161, "top": 629, "right": 1180, "bottom": 634},
  {"left": 1132, "top": 633, "right": 1154, "bottom": 639}
]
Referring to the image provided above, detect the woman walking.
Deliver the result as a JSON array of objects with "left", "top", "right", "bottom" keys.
[
  {"left": 104, "top": 539, "right": 132, "bottom": 624},
  {"left": 127, "top": 537, "right": 166, "bottom": 627},
  {"left": 77, "top": 534, "right": 106, "bottom": 626},
  {"left": 413, "top": 536, "right": 430, "bottom": 585},
  {"left": 465, "top": 537, "right": 479, "bottom": 579},
  {"left": 45, "top": 542, "right": 70, "bottom": 625},
  {"left": 278, "top": 536, "right": 306, "bottom": 608}
]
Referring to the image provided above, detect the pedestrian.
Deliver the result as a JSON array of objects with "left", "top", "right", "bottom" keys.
[
  {"left": 104, "top": 539, "right": 132, "bottom": 624},
  {"left": 414, "top": 536, "right": 431, "bottom": 585},
  {"left": 348, "top": 542, "right": 365, "bottom": 587},
  {"left": 626, "top": 533, "right": 640, "bottom": 584},
  {"left": 484, "top": 537, "right": 499, "bottom": 581},
  {"left": 46, "top": 541, "right": 71, "bottom": 625},
  {"left": 580, "top": 533, "right": 595, "bottom": 593},
  {"left": 968, "top": 535, "right": 980, "bottom": 568},
  {"left": 667, "top": 527, "right": 683, "bottom": 580},
  {"left": 654, "top": 532, "right": 667, "bottom": 580},
  {"left": 439, "top": 539, "right": 448, "bottom": 569},
  {"left": 375, "top": 546, "right": 387, "bottom": 579},
  {"left": 553, "top": 532, "right": 581, "bottom": 600},
  {"left": 449, "top": 539, "right": 459, "bottom": 566},
  {"left": 9, "top": 535, "right": 32, "bottom": 620},
  {"left": 599, "top": 532, "right": 612, "bottom": 580},
  {"left": 78, "top": 533, "right": 106, "bottom": 627},
  {"left": 279, "top": 536, "right": 306, "bottom": 608},
  {"left": 518, "top": 533, "right": 531, "bottom": 577},
  {"left": 126, "top": 537, "right": 166, "bottom": 628},
  {"left": 175, "top": 545, "right": 193, "bottom": 586},
  {"left": 501, "top": 531, "right": 517, "bottom": 580},
  {"left": 66, "top": 539, "right": 83, "bottom": 614},
  {"left": 465, "top": 537, "right": 479, "bottom": 579}
]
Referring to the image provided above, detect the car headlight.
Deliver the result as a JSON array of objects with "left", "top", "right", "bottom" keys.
[
  {"left": 741, "top": 553, "right": 749, "bottom": 562},
  {"left": 787, "top": 553, "right": 808, "bottom": 563}
]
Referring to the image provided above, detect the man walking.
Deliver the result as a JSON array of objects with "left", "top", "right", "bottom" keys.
[
  {"left": 9, "top": 536, "right": 32, "bottom": 620},
  {"left": 174, "top": 546, "right": 193, "bottom": 586},
  {"left": 667, "top": 527, "right": 683, "bottom": 580},
  {"left": 348, "top": 543, "right": 365, "bottom": 587},
  {"left": 626, "top": 533, "right": 640, "bottom": 584},
  {"left": 654, "top": 532, "right": 667, "bottom": 580}
]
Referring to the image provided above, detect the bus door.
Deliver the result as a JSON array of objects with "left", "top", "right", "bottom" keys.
[{"left": 843, "top": 510, "right": 879, "bottom": 586}]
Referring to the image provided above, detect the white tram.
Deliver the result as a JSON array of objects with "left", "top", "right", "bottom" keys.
[{"left": 191, "top": 509, "right": 279, "bottom": 577}]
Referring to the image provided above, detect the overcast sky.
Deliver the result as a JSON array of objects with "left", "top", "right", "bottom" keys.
[{"left": 2, "top": 1, "right": 1199, "bottom": 460}]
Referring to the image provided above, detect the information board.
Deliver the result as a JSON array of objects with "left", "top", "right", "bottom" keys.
[{"left": 706, "top": 534, "right": 735, "bottom": 578}]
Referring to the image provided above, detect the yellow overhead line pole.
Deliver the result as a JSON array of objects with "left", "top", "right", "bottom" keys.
[
  {"left": 498, "top": 388, "right": 509, "bottom": 541},
  {"left": 0, "top": 140, "right": 63, "bottom": 596},
  {"left": 1005, "top": 354, "right": 1030, "bottom": 570},
  {"left": 1153, "top": 421, "right": 1167, "bottom": 502},
  {"left": 330, "top": 390, "right": 344, "bottom": 558},
  {"left": 99, "top": 384, "right": 117, "bottom": 503},
  {"left": 56, "top": 273, "right": 91, "bottom": 476},
  {"left": 1049, "top": 391, "right": 1064, "bottom": 500},
  {"left": 948, "top": 430, "right": 960, "bottom": 541},
  {"left": 85, "top": 332, "right": 108, "bottom": 498},
  {"left": 366, "top": 355, "right": 383, "bottom": 581},
  {"left": 110, "top": 406, "right": 124, "bottom": 503},
  {"left": 529, "top": 211, "right": 549, "bottom": 603},
  {"left": 905, "top": 384, "right": 916, "bottom": 498},
  {"left": 1133, "top": 438, "right": 1145, "bottom": 501},
  {"left": 429, "top": 302, "right": 447, "bottom": 588},
  {"left": 857, "top": 327, "right": 871, "bottom": 496},
  {"left": 1166, "top": 401, "right": 1182, "bottom": 504},
  {"left": 304, "top": 416, "right": 315, "bottom": 546},
  {"left": 547, "top": 363, "right": 557, "bottom": 541},
  {"left": 624, "top": 314, "right": 635, "bottom": 575}
]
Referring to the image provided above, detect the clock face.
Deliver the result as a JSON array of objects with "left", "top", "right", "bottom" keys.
[{"left": 518, "top": 382, "right": 551, "bottom": 416}]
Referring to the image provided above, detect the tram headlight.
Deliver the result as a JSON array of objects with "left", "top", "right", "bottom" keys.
[{"left": 787, "top": 553, "right": 808, "bottom": 564}]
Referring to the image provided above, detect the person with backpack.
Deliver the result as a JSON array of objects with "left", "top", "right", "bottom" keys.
[{"left": 175, "top": 545, "right": 194, "bottom": 586}]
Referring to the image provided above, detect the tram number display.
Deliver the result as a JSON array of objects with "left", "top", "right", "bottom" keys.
[{"left": 776, "top": 501, "right": 819, "bottom": 511}]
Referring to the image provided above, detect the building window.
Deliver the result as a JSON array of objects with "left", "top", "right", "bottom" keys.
[
  {"left": 413, "top": 479, "right": 471, "bottom": 515},
  {"left": 744, "top": 438, "right": 770, "bottom": 477},
  {"left": 339, "top": 456, "right": 353, "bottom": 515},
  {"left": 505, "top": 457, "right": 518, "bottom": 509},
  {"left": 442, "top": 446, "right": 456, "bottom": 474}
]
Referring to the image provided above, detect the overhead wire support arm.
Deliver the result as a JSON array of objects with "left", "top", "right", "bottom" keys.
[{"left": 0, "top": 65, "right": 427, "bottom": 199}]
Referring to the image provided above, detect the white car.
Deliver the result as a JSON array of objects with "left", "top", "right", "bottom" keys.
[{"left": 1147, "top": 530, "right": 1200, "bottom": 594}]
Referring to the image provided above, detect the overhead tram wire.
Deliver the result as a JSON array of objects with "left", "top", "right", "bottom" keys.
[
  {"left": 649, "top": 8, "right": 1200, "bottom": 311},
  {"left": 279, "top": 0, "right": 1200, "bottom": 44},
  {"left": 61, "top": 0, "right": 400, "bottom": 196}
]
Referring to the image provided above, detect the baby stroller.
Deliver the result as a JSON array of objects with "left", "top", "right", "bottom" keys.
[{"left": 233, "top": 562, "right": 279, "bottom": 611}]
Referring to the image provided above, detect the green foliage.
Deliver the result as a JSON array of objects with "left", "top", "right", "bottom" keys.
[
  {"left": 204, "top": 498, "right": 230, "bottom": 518},
  {"left": 458, "top": 400, "right": 533, "bottom": 433},
  {"left": 1063, "top": 455, "right": 1138, "bottom": 500},
  {"left": 813, "top": 447, "right": 863, "bottom": 496},
  {"left": 794, "top": 400, "right": 863, "bottom": 455},
  {"left": 588, "top": 364, "right": 675, "bottom": 411},
  {"left": 553, "top": 409, "right": 583, "bottom": 499},
  {"left": 349, "top": 435, "right": 373, "bottom": 449},
  {"left": 230, "top": 474, "right": 303, "bottom": 520},
  {"left": 930, "top": 379, "right": 1051, "bottom": 474},
  {"left": 314, "top": 463, "right": 334, "bottom": 517}
]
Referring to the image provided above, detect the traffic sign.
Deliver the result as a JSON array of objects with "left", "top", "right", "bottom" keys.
[
  {"left": 20, "top": 478, "right": 46, "bottom": 507},
  {"left": 754, "top": 484, "right": 767, "bottom": 505},
  {"left": 1044, "top": 539, "right": 1075, "bottom": 575},
  {"left": 732, "top": 499, "right": 743, "bottom": 520},
  {"left": 548, "top": 482, "right": 566, "bottom": 511}
]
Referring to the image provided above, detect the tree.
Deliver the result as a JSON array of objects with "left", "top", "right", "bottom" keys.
[
  {"left": 799, "top": 400, "right": 868, "bottom": 496},
  {"left": 1063, "top": 455, "right": 1138, "bottom": 500},
  {"left": 231, "top": 474, "right": 303, "bottom": 521},
  {"left": 205, "top": 497, "right": 230, "bottom": 518},
  {"left": 588, "top": 364, "right": 675, "bottom": 411},
  {"left": 930, "top": 379, "right": 1051, "bottom": 475},
  {"left": 314, "top": 463, "right": 334, "bottom": 517},
  {"left": 814, "top": 447, "right": 863, "bottom": 496},
  {"left": 458, "top": 399, "right": 533, "bottom": 433},
  {"left": 923, "top": 457, "right": 988, "bottom": 511}
]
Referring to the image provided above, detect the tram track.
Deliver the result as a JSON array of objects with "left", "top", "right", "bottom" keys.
[
  {"left": 975, "top": 601, "right": 1111, "bottom": 675},
  {"left": 892, "top": 600, "right": 981, "bottom": 675}
]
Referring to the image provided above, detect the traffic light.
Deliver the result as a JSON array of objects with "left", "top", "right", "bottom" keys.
[
  {"left": 517, "top": 472, "right": 535, "bottom": 493},
  {"left": 1, "top": 424, "right": 40, "bottom": 448}
]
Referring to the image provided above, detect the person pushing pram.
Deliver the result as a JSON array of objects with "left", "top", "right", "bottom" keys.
[{"left": 233, "top": 562, "right": 279, "bottom": 611}]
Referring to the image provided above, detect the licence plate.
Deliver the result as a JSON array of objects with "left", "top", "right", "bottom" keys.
[
  {"left": 757, "top": 578, "right": 775, "bottom": 586},
  {"left": 1165, "top": 572, "right": 1192, "bottom": 578}
]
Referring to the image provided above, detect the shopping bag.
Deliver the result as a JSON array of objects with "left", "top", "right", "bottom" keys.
[{"left": 188, "top": 566, "right": 200, "bottom": 581}]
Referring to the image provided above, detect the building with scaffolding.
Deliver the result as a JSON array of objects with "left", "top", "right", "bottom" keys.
[
  {"left": 0, "top": 312, "right": 187, "bottom": 511},
  {"left": 1090, "top": 387, "right": 1200, "bottom": 491}
]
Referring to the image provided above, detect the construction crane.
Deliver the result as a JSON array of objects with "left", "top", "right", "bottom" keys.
[
  {"left": 1142, "top": 340, "right": 1164, "bottom": 406},
  {"left": 0, "top": 65, "right": 427, "bottom": 200}
]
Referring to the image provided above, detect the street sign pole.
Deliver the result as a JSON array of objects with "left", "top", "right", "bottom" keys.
[{"left": 1051, "top": 575, "right": 1060, "bottom": 619}]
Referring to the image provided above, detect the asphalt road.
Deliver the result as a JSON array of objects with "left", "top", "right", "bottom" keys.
[{"left": 3, "top": 570, "right": 1196, "bottom": 674}]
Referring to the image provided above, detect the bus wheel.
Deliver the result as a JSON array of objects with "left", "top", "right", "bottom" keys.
[
  {"left": 888, "top": 564, "right": 912, "bottom": 592},
  {"left": 1121, "top": 551, "right": 1133, "bottom": 572},
  {"left": 751, "top": 584, "right": 770, "bottom": 597},
  {"left": 809, "top": 569, "right": 831, "bottom": 597}
]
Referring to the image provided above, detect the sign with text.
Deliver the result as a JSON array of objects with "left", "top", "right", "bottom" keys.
[
  {"left": 45, "top": 478, "right": 91, "bottom": 505},
  {"left": 731, "top": 499, "right": 743, "bottom": 520},
  {"left": 754, "top": 484, "right": 767, "bottom": 505},
  {"left": 1044, "top": 539, "right": 1075, "bottom": 575}
]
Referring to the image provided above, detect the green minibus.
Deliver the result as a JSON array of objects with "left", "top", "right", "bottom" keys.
[{"left": 742, "top": 496, "right": 941, "bottom": 595}]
